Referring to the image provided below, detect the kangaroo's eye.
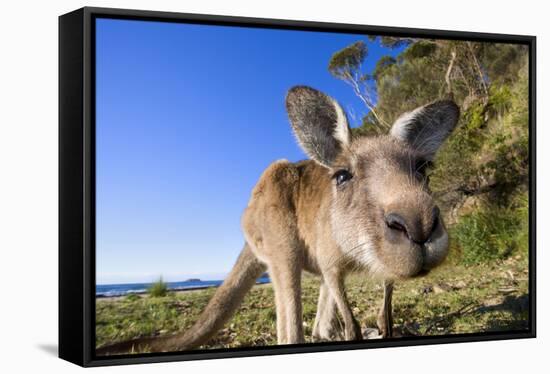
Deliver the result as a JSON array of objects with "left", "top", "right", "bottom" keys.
[{"left": 333, "top": 170, "right": 353, "bottom": 186}]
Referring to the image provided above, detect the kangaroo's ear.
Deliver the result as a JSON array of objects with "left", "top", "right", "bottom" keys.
[
  {"left": 390, "top": 100, "right": 460, "bottom": 160},
  {"left": 286, "top": 86, "right": 351, "bottom": 168}
]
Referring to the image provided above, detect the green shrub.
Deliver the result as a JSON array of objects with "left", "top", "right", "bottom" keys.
[
  {"left": 125, "top": 293, "right": 140, "bottom": 302},
  {"left": 451, "top": 197, "right": 527, "bottom": 265},
  {"left": 488, "top": 84, "right": 512, "bottom": 117},
  {"left": 148, "top": 277, "right": 168, "bottom": 298}
]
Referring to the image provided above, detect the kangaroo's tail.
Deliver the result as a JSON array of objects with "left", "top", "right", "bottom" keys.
[{"left": 96, "top": 243, "right": 266, "bottom": 355}]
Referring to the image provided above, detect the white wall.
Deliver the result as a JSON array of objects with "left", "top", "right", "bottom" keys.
[{"left": 0, "top": 0, "right": 546, "bottom": 372}]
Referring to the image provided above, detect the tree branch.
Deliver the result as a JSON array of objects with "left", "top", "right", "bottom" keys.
[
  {"left": 445, "top": 50, "right": 457, "bottom": 95},
  {"left": 344, "top": 73, "right": 390, "bottom": 129},
  {"left": 466, "top": 42, "right": 489, "bottom": 99}
]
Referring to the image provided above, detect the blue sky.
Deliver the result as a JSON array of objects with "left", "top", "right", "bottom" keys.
[{"left": 95, "top": 18, "right": 404, "bottom": 285}]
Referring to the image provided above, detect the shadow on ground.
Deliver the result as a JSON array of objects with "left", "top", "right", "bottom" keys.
[{"left": 394, "top": 293, "right": 530, "bottom": 336}]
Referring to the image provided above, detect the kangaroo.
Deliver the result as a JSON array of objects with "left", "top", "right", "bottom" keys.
[{"left": 97, "top": 86, "right": 459, "bottom": 355}]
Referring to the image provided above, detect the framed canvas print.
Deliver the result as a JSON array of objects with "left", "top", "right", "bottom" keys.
[{"left": 59, "top": 6, "right": 536, "bottom": 367}]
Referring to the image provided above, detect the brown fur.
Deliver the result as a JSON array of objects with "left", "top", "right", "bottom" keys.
[{"left": 97, "top": 86, "right": 459, "bottom": 354}]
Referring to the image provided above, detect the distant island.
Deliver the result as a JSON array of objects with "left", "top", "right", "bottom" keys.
[{"left": 185, "top": 278, "right": 201, "bottom": 282}]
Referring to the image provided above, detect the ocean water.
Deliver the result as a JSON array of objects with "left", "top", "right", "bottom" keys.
[{"left": 96, "top": 276, "right": 270, "bottom": 297}]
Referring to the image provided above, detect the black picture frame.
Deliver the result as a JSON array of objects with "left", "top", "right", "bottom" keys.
[{"left": 59, "top": 6, "right": 536, "bottom": 367}]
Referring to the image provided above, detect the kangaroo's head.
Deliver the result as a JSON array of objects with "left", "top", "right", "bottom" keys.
[{"left": 286, "top": 86, "right": 459, "bottom": 279}]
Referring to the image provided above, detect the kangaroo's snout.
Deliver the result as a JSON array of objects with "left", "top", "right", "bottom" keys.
[{"left": 371, "top": 184, "right": 449, "bottom": 279}]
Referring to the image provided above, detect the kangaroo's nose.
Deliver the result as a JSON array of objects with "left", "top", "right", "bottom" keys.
[
  {"left": 385, "top": 212, "right": 408, "bottom": 235},
  {"left": 385, "top": 207, "right": 439, "bottom": 245}
]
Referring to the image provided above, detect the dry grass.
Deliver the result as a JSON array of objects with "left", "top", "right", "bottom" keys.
[{"left": 96, "top": 252, "right": 529, "bottom": 352}]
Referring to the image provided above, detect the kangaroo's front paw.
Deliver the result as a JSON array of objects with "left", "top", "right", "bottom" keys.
[
  {"left": 377, "top": 314, "right": 393, "bottom": 338},
  {"left": 345, "top": 319, "right": 363, "bottom": 341},
  {"left": 313, "top": 327, "right": 344, "bottom": 342}
]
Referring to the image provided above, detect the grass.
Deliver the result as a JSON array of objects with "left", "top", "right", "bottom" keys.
[{"left": 96, "top": 250, "right": 529, "bottom": 352}]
